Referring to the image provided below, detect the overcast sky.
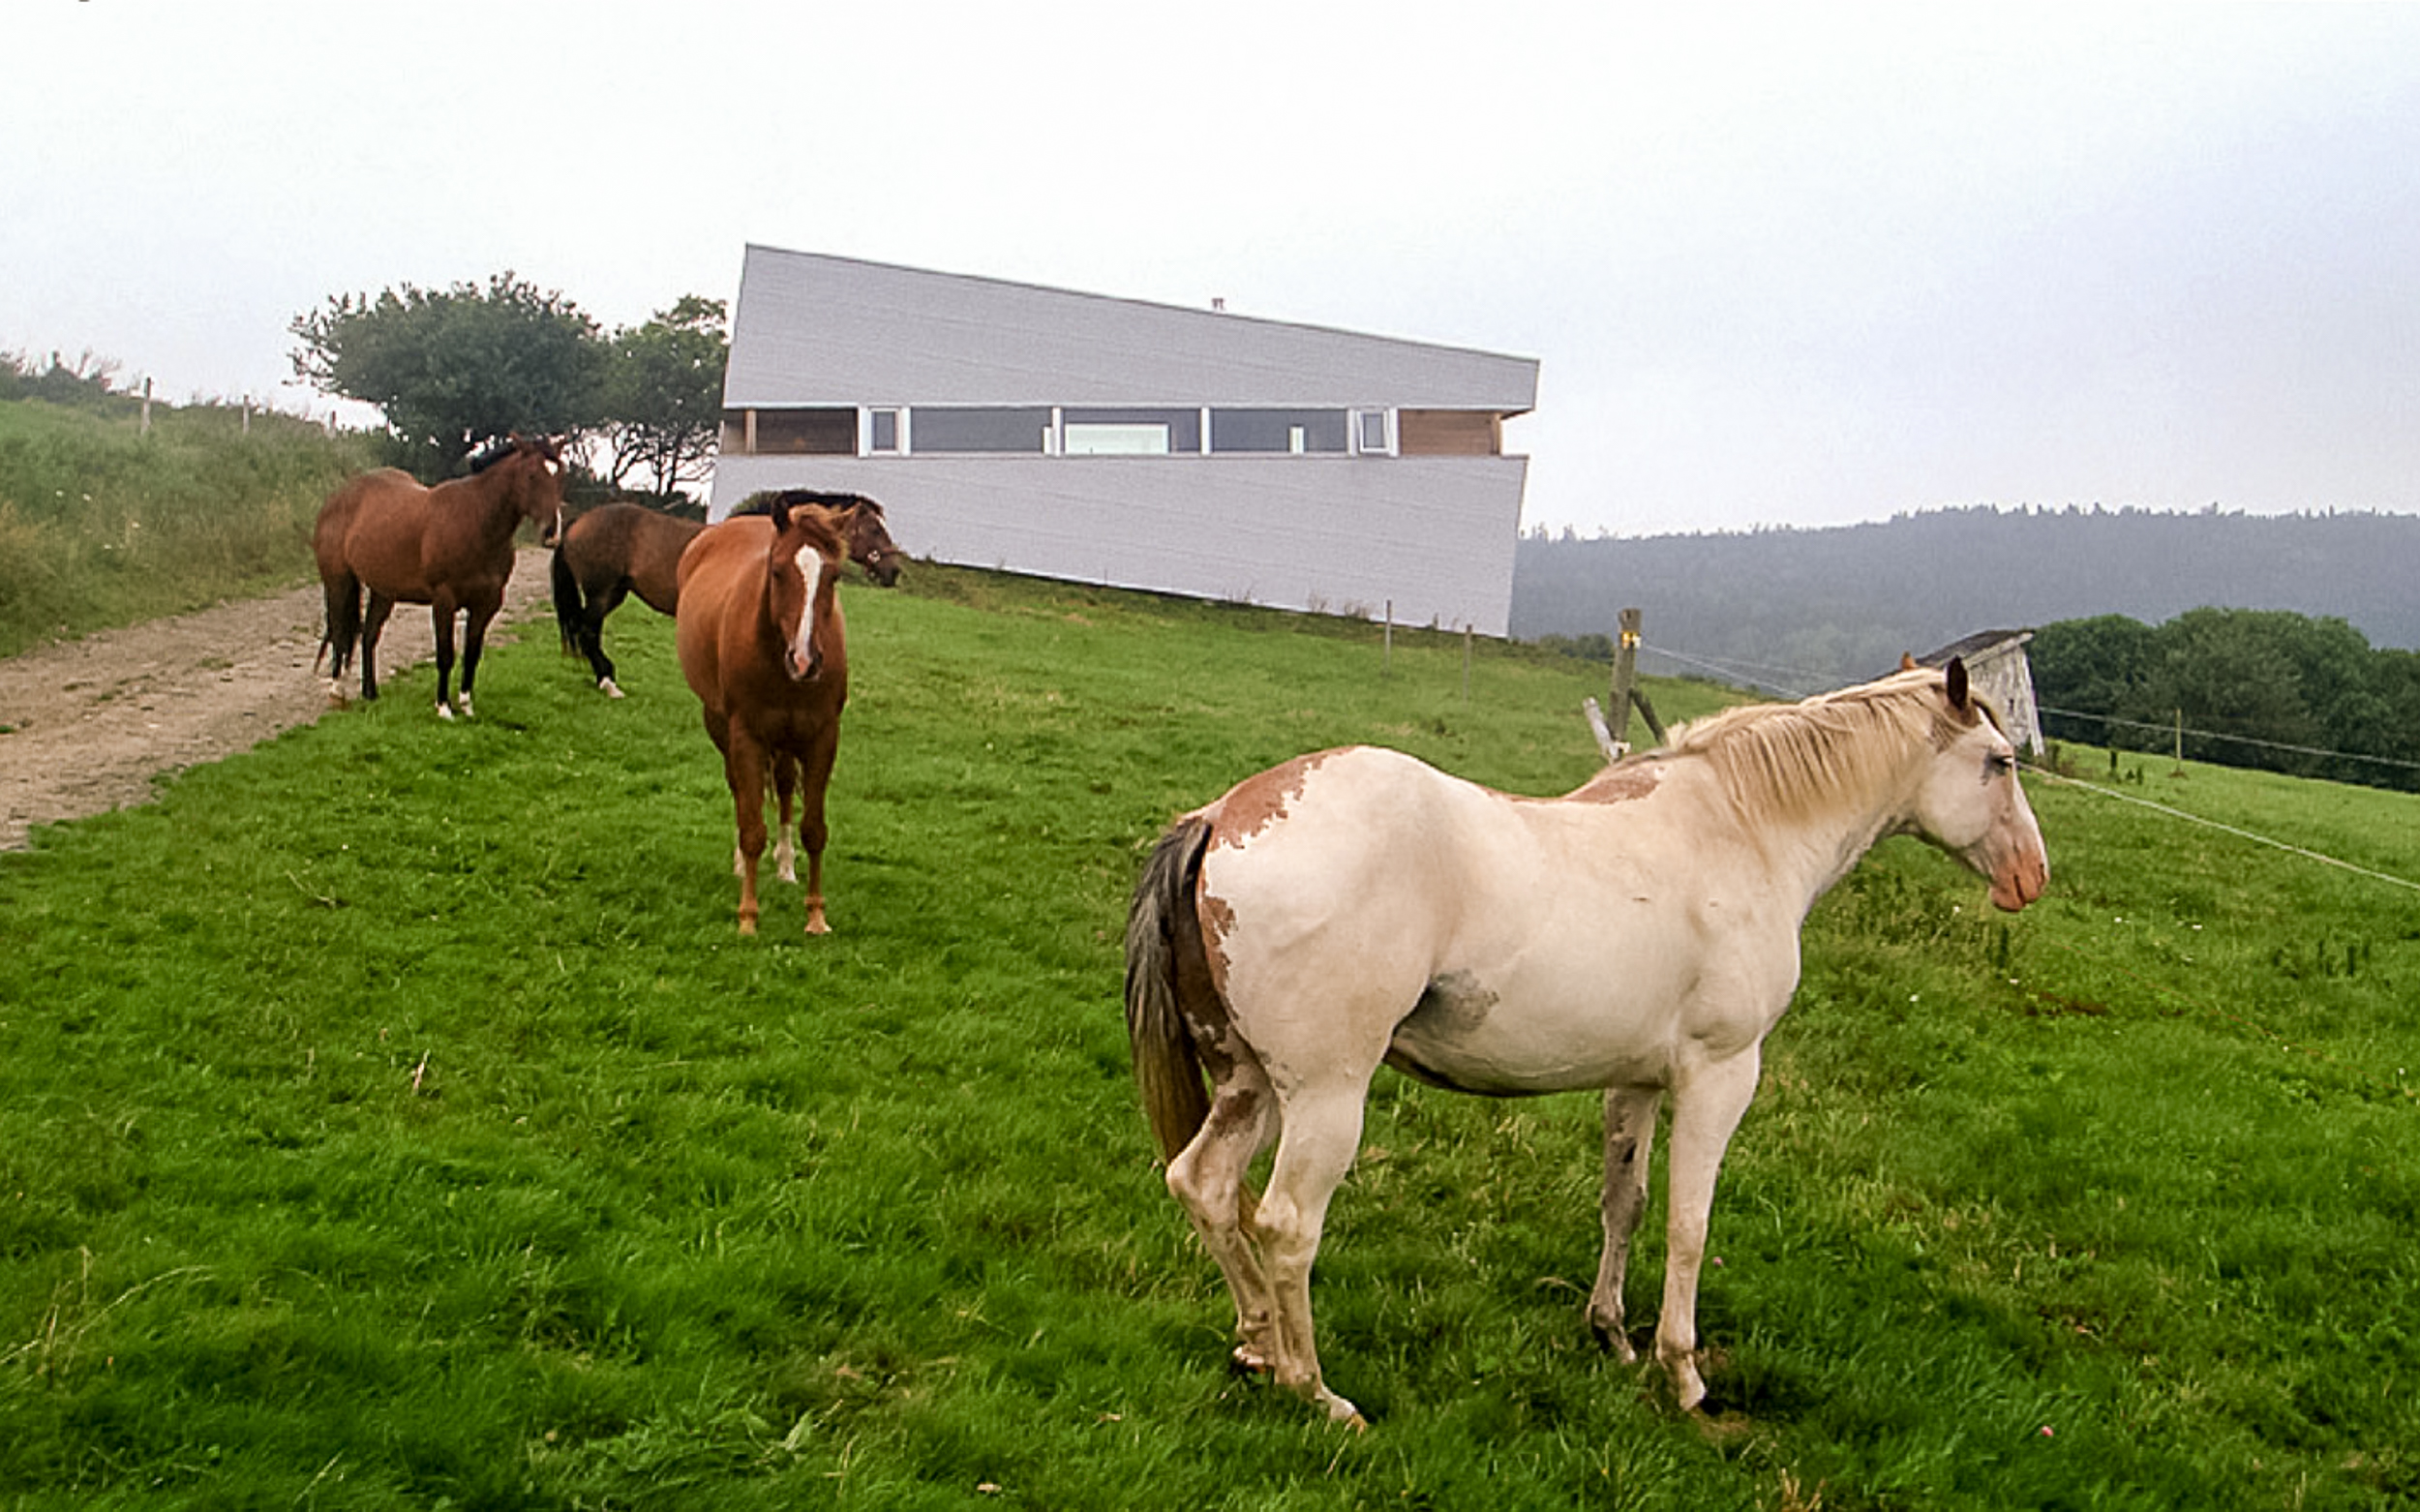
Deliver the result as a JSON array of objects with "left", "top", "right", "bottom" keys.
[{"left": 7, "top": 2, "right": 2416, "bottom": 537}]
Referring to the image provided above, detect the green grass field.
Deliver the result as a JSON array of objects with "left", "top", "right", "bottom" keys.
[{"left": 2, "top": 565, "right": 2414, "bottom": 1509}]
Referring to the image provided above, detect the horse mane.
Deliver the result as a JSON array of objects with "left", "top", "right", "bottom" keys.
[
  {"left": 1652, "top": 669, "right": 1987, "bottom": 826},
  {"left": 466, "top": 438, "right": 515, "bottom": 474},
  {"left": 734, "top": 489, "right": 880, "bottom": 518},
  {"left": 465, "top": 435, "right": 559, "bottom": 475}
]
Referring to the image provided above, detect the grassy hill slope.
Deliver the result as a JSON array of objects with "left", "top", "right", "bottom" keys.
[
  {"left": 1, "top": 567, "right": 2413, "bottom": 1509},
  {"left": 0, "top": 397, "right": 375, "bottom": 656}
]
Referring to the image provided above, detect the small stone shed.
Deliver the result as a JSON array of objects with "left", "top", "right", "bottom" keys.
[{"left": 1916, "top": 630, "right": 2043, "bottom": 756}]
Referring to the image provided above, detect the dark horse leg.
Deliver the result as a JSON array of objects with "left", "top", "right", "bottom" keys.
[
  {"left": 581, "top": 578, "right": 633, "bottom": 695},
  {"left": 429, "top": 598, "right": 462, "bottom": 719},
  {"left": 552, "top": 549, "right": 630, "bottom": 695},
  {"left": 453, "top": 595, "right": 502, "bottom": 720},
  {"left": 359, "top": 594, "right": 397, "bottom": 702}
]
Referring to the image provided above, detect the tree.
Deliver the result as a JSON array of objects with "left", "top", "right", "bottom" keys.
[
  {"left": 2030, "top": 614, "right": 2157, "bottom": 745},
  {"left": 289, "top": 272, "right": 605, "bottom": 478},
  {"left": 596, "top": 296, "right": 727, "bottom": 506}
]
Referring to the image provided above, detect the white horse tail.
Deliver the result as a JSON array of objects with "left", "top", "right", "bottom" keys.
[{"left": 1125, "top": 815, "right": 1216, "bottom": 1164}]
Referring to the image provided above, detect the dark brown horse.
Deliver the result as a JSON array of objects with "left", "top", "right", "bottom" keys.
[
  {"left": 315, "top": 436, "right": 566, "bottom": 718},
  {"left": 553, "top": 491, "right": 900, "bottom": 697},
  {"left": 675, "top": 499, "right": 851, "bottom": 935}
]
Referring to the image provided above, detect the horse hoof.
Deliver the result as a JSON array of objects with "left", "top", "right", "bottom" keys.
[
  {"left": 435, "top": 703, "right": 454, "bottom": 721},
  {"left": 804, "top": 915, "right": 831, "bottom": 936},
  {"left": 599, "top": 678, "right": 625, "bottom": 699},
  {"left": 738, "top": 917, "right": 759, "bottom": 937}
]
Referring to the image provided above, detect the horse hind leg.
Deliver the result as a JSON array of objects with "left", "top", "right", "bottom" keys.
[
  {"left": 1252, "top": 1087, "right": 1372, "bottom": 1426},
  {"left": 1588, "top": 1084, "right": 1664, "bottom": 1363},
  {"left": 771, "top": 751, "right": 800, "bottom": 884},
  {"left": 585, "top": 580, "right": 632, "bottom": 696},
  {"left": 1165, "top": 1043, "right": 1283, "bottom": 1382}
]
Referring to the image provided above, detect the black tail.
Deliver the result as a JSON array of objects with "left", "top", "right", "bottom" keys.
[
  {"left": 551, "top": 546, "right": 584, "bottom": 656},
  {"left": 318, "top": 573, "right": 361, "bottom": 680},
  {"left": 1125, "top": 817, "right": 1217, "bottom": 1164}
]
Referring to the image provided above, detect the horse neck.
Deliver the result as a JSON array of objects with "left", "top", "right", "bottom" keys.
[
  {"left": 1666, "top": 730, "right": 1932, "bottom": 912},
  {"left": 457, "top": 462, "right": 533, "bottom": 540}
]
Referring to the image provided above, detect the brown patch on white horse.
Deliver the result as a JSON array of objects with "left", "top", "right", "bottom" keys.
[
  {"left": 1206, "top": 749, "right": 1335, "bottom": 851},
  {"left": 1564, "top": 761, "right": 1667, "bottom": 805}
]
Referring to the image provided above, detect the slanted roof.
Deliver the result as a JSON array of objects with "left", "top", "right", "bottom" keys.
[
  {"left": 1918, "top": 629, "right": 2036, "bottom": 667},
  {"left": 723, "top": 245, "right": 1540, "bottom": 412}
]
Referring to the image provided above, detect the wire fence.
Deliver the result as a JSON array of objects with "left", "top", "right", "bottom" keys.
[{"left": 1634, "top": 639, "right": 2419, "bottom": 782}]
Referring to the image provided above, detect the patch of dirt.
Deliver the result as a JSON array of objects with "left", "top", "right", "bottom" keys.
[{"left": 0, "top": 548, "right": 558, "bottom": 851}]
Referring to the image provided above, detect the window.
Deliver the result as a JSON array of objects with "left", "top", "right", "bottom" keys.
[
  {"left": 910, "top": 407, "right": 1052, "bottom": 453},
  {"left": 1208, "top": 408, "right": 1347, "bottom": 454},
  {"left": 745, "top": 408, "right": 856, "bottom": 456},
  {"left": 1354, "top": 408, "right": 1393, "bottom": 456},
  {"left": 1063, "top": 407, "right": 1202, "bottom": 456},
  {"left": 866, "top": 407, "right": 901, "bottom": 454}
]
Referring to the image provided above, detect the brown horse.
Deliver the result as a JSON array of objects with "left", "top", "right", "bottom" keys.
[
  {"left": 675, "top": 498, "right": 852, "bottom": 935},
  {"left": 315, "top": 436, "right": 566, "bottom": 718},
  {"left": 553, "top": 491, "right": 901, "bottom": 697}
]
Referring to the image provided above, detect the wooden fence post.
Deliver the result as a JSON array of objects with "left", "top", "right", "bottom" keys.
[{"left": 1605, "top": 607, "right": 1667, "bottom": 754}]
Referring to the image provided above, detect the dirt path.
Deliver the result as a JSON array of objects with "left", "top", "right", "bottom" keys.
[{"left": 0, "top": 548, "right": 559, "bottom": 851}]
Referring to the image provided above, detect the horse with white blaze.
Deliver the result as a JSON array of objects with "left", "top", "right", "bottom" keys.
[{"left": 1124, "top": 659, "right": 2048, "bottom": 1425}]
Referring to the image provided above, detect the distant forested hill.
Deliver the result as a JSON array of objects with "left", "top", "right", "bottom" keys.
[{"left": 1511, "top": 506, "right": 2420, "bottom": 692}]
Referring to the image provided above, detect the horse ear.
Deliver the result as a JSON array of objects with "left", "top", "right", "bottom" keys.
[
  {"left": 771, "top": 498, "right": 794, "bottom": 533},
  {"left": 1945, "top": 656, "right": 1971, "bottom": 712},
  {"left": 1899, "top": 653, "right": 1919, "bottom": 673}
]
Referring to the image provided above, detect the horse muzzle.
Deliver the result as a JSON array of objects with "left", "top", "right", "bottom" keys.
[
  {"left": 1985, "top": 844, "right": 2048, "bottom": 912},
  {"left": 785, "top": 647, "right": 822, "bottom": 682}
]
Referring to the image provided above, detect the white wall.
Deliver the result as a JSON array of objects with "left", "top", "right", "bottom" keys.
[{"left": 712, "top": 453, "right": 1528, "bottom": 636}]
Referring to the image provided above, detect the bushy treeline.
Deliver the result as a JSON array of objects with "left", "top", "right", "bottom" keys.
[
  {"left": 2032, "top": 608, "right": 2420, "bottom": 792},
  {"left": 1514, "top": 506, "right": 2420, "bottom": 692},
  {"left": 0, "top": 383, "right": 375, "bottom": 654},
  {"left": 0, "top": 348, "right": 142, "bottom": 415}
]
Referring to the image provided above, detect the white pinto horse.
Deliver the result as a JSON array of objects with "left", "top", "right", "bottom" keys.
[{"left": 1125, "top": 659, "right": 2048, "bottom": 1426}]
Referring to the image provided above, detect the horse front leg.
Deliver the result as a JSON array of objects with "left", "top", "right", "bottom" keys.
[
  {"left": 1588, "top": 1084, "right": 1664, "bottom": 1362},
  {"left": 429, "top": 601, "right": 461, "bottom": 719},
  {"left": 1656, "top": 1048, "right": 1763, "bottom": 1411},
  {"left": 792, "top": 722, "right": 839, "bottom": 935},
  {"left": 722, "top": 733, "right": 771, "bottom": 936},
  {"left": 455, "top": 597, "right": 500, "bottom": 719}
]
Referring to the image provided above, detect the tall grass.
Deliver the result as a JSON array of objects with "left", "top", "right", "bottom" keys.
[
  {"left": 0, "top": 399, "right": 375, "bottom": 654},
  {"left": 1, "top": 568, "right": 2414, "bottom": 1508}
]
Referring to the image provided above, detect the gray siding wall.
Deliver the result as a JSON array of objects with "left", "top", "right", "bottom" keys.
[
  {"left": 726, "top": 247, "right": 1539, "bottom": 411},
  {"left": 711, "top": 454, "right": 1528, "bottom": 637}
]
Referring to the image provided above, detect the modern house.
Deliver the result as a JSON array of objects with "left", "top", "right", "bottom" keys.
[{"left": 710, "top": 246, "right": 1540, "bottom": 635}]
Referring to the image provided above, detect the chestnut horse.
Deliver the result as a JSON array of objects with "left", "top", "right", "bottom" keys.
[
  {"left": 553, "top": 491, "right": 900, "bottom": 697},
  {"left": 674, "top": 499, "right": 852, "bottom": 935},
  {"left": 1126, "top": 661, "right": 2048, "bottom": 1425},
  {"left": 315, "top": 436, "right": 566, "bottom": 718}
]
